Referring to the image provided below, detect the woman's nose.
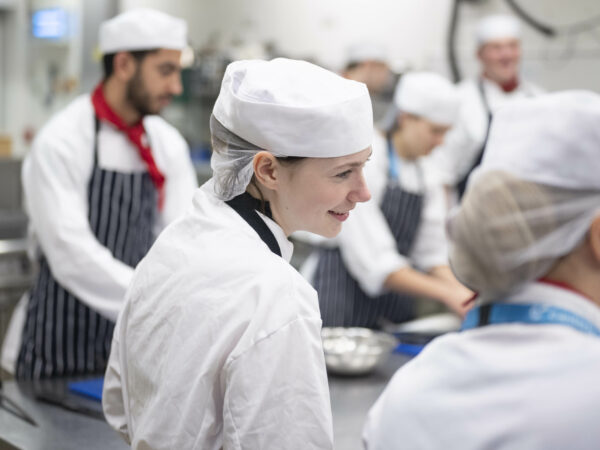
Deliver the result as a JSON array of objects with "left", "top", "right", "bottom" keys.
[{"left": 348, "top": 174, "right": 371, "bottom": 203}]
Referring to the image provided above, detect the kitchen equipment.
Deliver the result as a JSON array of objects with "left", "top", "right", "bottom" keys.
[
  {"left": 321, "top": 327, "right": 397, "bottom": 376},
  {"left": 383, "top": 312, "right": 462, "bottom": 344}
]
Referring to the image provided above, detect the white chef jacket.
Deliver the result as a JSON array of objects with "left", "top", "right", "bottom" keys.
[
  {"left": 301, "top": 131, "right": 448, "bottom": 297},
  {"left": 23, "top": 93, "right": 197, "bottom": 320},
  {"left": 103, "top": 180, "right": 333, "bottom": 450},
  {"left": 423, "top": 77, "right": 544, "bottom": 187},
  {"left": 363, "top": 281, "right": 600, "bottom": 450},
  {"left": 1, "top": 94, "right": 197, "bottom": 371}
]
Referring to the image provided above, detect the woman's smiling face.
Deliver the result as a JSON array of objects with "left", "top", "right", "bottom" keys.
[{"left": 272, "top": 147, "right": 372, "bottom": 238}]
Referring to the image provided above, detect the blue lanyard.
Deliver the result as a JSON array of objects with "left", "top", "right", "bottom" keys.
[
  {"left": 462, "top": 303, "right": 600, "bottom": 337},
  {"left": 387, "top": 138, "right": 401, "bottom": 180}
]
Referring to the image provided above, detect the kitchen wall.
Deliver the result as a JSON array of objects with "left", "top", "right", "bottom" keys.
[
  {"left": 121, "top": 0, "right": 600, "bottom": 91},
  {"left": 3, "top": 0, "right": 599, "bottom": 157}
]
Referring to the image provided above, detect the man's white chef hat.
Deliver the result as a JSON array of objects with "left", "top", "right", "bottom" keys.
[
  {"left": 448, "top": 91, "right": 600, "bottom": 298},
  {"left": 476, "top": 14, "right": 521, "bottom": 46},
  {"left": 210, "top": 58, "right": 373, "bottom": 200},
  {"left": 99, "top": 8, "right": 187, "bottom": 54},
  {"left": 393, "top": 72, "right": 460, "bottom": 126}
]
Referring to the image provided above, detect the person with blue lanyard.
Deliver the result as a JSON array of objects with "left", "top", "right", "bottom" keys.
[
  {"left": 363, "top": 91, "right": 600, "bottom": 449},
  {"left": 305, "top": 72, "right": 473, "bottom": 329}
]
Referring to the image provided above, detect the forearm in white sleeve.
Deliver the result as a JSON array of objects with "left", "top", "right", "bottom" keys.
[
  {"left": 23, "top": 138, "right": 133, "bottom": 322},
  {"left": 337, "top": 200, "right": 409, "bottom": 297}
]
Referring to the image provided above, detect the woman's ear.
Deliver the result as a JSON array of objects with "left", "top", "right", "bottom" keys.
[
  {"left": 252, "top": 152, "right": 280, "bottom": 191},
  {"left": 588, "top": 215, "right": 600, "bottom": 264}
]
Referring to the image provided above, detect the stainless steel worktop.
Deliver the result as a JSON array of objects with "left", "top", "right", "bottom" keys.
[
  {"left": 329, "top": 353, "right": 410, "bottom": 449},
  {"left": 0, "top": 353, "right": 410, "bottom": 449},
  {"left": 0, "top": 378, "right": 128, "bottom": 450}
]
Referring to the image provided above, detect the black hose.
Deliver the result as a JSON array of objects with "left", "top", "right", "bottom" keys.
[
  {"left": 447, "top": 0, "right": 462, "bottom": 82},
  {"left": 504, "top": 0, "right": 557, "bottom": 37}
]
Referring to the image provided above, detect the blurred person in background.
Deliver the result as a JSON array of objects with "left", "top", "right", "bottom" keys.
[
  {"left": 425, "top": 14, "right": 543, "bottom": 201},
  {"left": 364, "top": 91, "right": 600, "bottom": 450},
  {"left": 305, "top": 72, "right": 472, "bottom": 330},
  {"left": 342, "top": 42, "right": 399, "bottom": 128},
  {"left": 2, "top": 8, "right": 197, "bottom": 380},
  {"left": 102, "top": 58, "right": 373, "bottom": 449}
]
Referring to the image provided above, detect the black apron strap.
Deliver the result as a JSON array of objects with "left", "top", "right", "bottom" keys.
[
  {"left": 226, "top": 192, "right": 282, "bottom": 257},
  {"left": 457, "top": 79, "right": 494, "bottom": 198}
]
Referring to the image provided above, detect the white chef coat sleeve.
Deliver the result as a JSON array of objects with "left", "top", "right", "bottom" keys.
[
  {"left": 102, "top": 304, "right": 130, "bottom": 444},
  {"left": 222, "top": 317, "right": 333, "bottom": 449},
  {"left": 23, "top": 133, "right": 133, "bottom": 321},
  {"left": 151, "top": 121, "right": 198, "bottom": 228},
  {"left": 335, "top": 130, "right": 408, "bottom": 297},
  {"left": 409, "top": 183, "right": 449, "bottom": 271}
]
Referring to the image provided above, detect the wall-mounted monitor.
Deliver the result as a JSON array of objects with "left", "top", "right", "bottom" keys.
[{"left": 32, "top": 7, "right": 69, "bottom": 40}]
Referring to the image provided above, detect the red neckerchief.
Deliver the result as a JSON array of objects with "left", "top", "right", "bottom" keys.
[
  {"left": 538, "top": 277, "right": 594, "bottom": 302},
  {"left": 91, "top": 82, "right": 165, "bottom": 210},
  {"left": 483, "top": 73, "right": 520, "bottom": 93}
]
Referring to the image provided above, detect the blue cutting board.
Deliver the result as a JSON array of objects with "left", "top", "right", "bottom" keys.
[
  {"left": 394, "top": 343, "right": 424, "bottom": 357},
  {"left": 68, "top": 377, "right": 104, "bottom": 402}
]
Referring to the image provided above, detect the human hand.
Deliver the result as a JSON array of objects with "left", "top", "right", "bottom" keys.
[{"left": 443, "top": 285, "right": 475, "bottom": 318}]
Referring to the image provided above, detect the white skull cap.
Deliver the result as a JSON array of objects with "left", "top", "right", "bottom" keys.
[
  {"left": 212, "top": 58, "right": 373, "bottom": 158},
  {"left": 476, "top": 14, "right": 521, "bottom": 46},
  {"left": 346, "top": 42, "right": 388, "bottom": 65},
  {"left": 394, "top": 72, "right": 460, "bottom": 126},
  {"left": 99, "top": 8, "right": 187, "bottom": 54},
  {"left": 478, "top": 90, "right": 600, "bottom": 190}
]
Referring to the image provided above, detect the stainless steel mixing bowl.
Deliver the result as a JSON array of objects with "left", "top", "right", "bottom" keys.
[{"left": 321, "top": 327, "right": 398, "bottom": 376}]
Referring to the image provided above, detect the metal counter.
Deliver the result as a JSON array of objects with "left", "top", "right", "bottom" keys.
[
  {"left": 0, "top": 378, "right": 127, "bottom": 450},
  {"left": 0, "top": 353, "right": 409, "bottom": 450},
  {"left": 329, "top": 353, "right": 410, "bottom": 449}
]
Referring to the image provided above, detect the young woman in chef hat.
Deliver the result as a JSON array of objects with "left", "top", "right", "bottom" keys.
[{"left": 102, "top": 58, "right": 372, "bottom": 449}]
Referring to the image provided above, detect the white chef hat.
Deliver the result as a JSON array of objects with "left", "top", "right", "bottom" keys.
[
  {"left": 481, "top": 91, "right": 600, "bottom": 189},
  {"left": 210, "top": 58, "right": 373, "bottom": 200},
  {"left": 393, "top": 72, "right": 460, "bottom": 126},
  {"left": 99, "top": 8, "right": 187, "bottom": 54},
  {"left": 476, "top": 14, "right": 521, "bottom": 46},
  {"left": 448, "top": 91, "right": 600, "bottom": 297},
  {"left": 346, "top": 42, "right": 388, "bottom": 65}
]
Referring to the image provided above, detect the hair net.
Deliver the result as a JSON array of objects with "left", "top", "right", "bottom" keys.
[
  {"left": 210, "top": 115, "right": 274, "bottom": 201},
  {"left": 448, "top": 171, "right": 600, "bottom": 298}
]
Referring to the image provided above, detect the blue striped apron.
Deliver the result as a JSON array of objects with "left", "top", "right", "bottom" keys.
[
  {"left": 313, "top": 140, "right": 424, "bottom": 328},
  {"left": 16, "top": 116, "right": 157, "bottom": 380}
]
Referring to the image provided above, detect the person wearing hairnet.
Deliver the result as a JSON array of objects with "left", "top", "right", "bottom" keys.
[
  {"left": 363, "top": 91, "right": 600, "bottom": 449},
  {"left": 102, "top": 58, "right": 372, "bottom": 449},
  {"left": 306, "top": 72, "right": 472, "bottom": 329},
  {"left": 425, "top": 14, "right": 543, "bottom": 200},
  {"left": 2, "top": 9, "right": 197, "bottom": 380}
]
